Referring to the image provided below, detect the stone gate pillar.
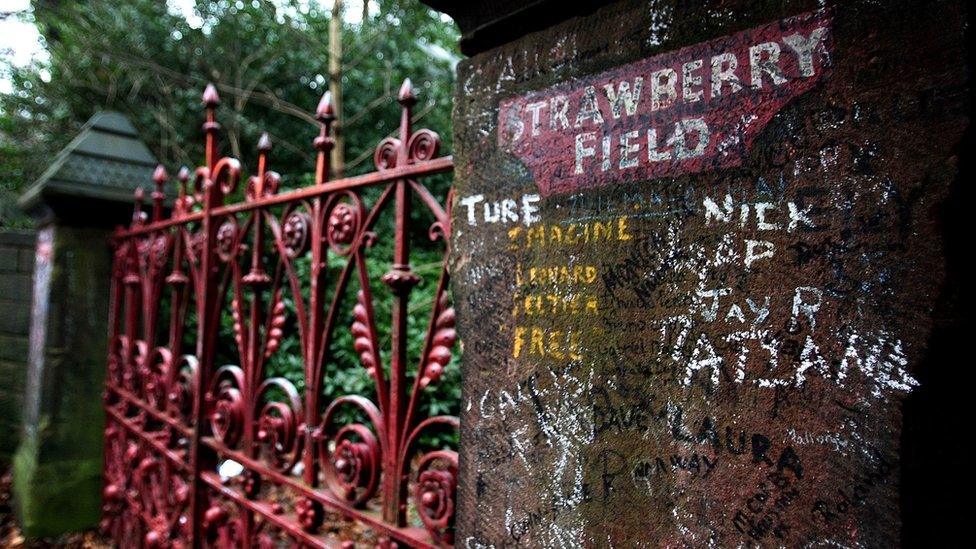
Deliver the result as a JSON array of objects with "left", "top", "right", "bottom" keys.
[
  {"left": 0, "top": 230, "right": 36, "bottom": 463},
  {"left": 428, "top": 0, "right": 970, "bottom": 546},
  {"left": 13, "top": 112, "right": 159, "bottom": 537}
]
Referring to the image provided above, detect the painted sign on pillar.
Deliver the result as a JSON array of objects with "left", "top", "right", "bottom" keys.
[
  {"left": 450, "top": 0, "right": 966, "bottom": 547},
  {"left": 498, "top": 11, "right": 832, "bottom": 195}
]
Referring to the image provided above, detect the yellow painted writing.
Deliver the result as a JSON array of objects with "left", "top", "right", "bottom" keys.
[
  {"left": 508, "top": 216, "right": 632, "bottom": 249},
  {"left": 513, "top": 326, "right": 584, "bottom": 360},
  {"left": 513, "top": 293, "right": 599, "bottom": 317},
  {"left": 515, "top": 264, "right": 598, "bottom": 286}
]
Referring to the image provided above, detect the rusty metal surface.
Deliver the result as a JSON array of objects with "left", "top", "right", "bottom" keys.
[
  {"left": 102, "top": 81, "right": 458, "bottom": 547},
  {"left": 449, "top": 0, "right": 968, "bottom": 546}
]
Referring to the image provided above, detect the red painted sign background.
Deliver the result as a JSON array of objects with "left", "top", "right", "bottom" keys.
[{"left": 498, "top": 11, "right": 832, "bottom": 195}]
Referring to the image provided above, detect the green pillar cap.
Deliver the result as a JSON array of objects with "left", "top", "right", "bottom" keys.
[{"left": 18, "top": 112, "right": 161, "bottom": 226}]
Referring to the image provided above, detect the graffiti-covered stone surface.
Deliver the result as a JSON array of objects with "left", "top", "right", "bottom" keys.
[
  {"left": 447, "top": 0, "right": 968, "bottom": 546},
  {"left": 497, "top": 10, "right": 833, "bottom": 195}
]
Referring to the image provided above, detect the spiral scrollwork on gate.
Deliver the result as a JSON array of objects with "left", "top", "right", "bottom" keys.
[
  {"left": 167, "top": 355, "right": 198, "bottom": 421},
  {"left": 207, "top": 365, "right": 246, "bottom": 448},
  {"left": 428, "top": 187, "right": 454, "bottom": 248},
  {"left": 407, "top": 129, "right": 441, "bottom": 162},
  {"left": 144, "top": 347, "right": 173, "bottom": 411},
  {"left": 404, "top": 417, "right": 460, "bottom": 546},
  {"left": 246, "top": 172, "right": 280, "bottom": 202},
  {"left": 254, "top": 377, "right": 303, "bottom": 473},
  {"left": 212, "top": 157, "right": 242, "bottom": 198},
  {"left": 318, "top": 396, "right": 383, "bottom": 507},
  {"left": 374, "top": 137, "right": 401, "bottom": 170},
  {"left": 414, "top": 451, "right": 458, "bottom": 546},
  {"left": 190, "top": 165, "right": 207, "bottom": 207}
]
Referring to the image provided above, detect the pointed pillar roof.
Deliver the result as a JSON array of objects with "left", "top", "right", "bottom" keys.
[{"left": 18, "top": 111, "right": 160, "bottom": 223}]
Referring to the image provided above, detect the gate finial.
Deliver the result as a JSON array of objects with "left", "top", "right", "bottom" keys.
[
  {"left": 202, "top": 83, "right": 221, "bottom": 171},
  {"left": 317, "top": 90, "right": 335, "bottom": 122},
  {"left": 176, "top": 166, "right": 190, "bottom": 212},
  {"left": 202, "top": 83, "right": 221, "bottom": 107},
  {"left": 257, "top": 132, "right": 273, "bottom": 153},
  {"left": 314, "top": 91, "right": 336, "bottom": 185},
  {"left": 398, "top": 78, "right": 416, "bottom": 106},
  {"left": 151, "top": 164, "right": 168, "bottom": 222},
  {"left": 254, "top": 132, "right": 274, "bottom": 198},
  {"left": 132, "top": 187, "right": 146, "bottom": 226},
  {"left": 397, "top": 78, "right": 416, "bottom": 158}
]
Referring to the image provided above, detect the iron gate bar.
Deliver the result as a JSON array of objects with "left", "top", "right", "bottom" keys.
[
  {"left": 102, "top": 79, "right": 458, "bottom": 548},
  {"left": 120, "top": 158, "right": 454, "bottom": 238}
]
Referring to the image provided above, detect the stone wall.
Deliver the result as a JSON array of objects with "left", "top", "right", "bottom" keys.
[
  {"left": 448, "top": 0, "right": 969, "bottom": 546},
  {"left": 11, "top": 225, "right": 110, "bottom": 537},
  {"left": 0, "top": 230, "right": 35, "bottom": 463}
]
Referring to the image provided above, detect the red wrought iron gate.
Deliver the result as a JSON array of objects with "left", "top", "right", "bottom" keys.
[{"left": 102, "top": 79, "right": 457, "bottom": 548}]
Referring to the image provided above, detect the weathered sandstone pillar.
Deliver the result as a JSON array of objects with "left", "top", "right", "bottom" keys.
[
  {"left": 14, "top": 111, "right": 159, "bottom": 537},
  {"left": 428, "top": 0, "right": 970, "bottom": 545}
]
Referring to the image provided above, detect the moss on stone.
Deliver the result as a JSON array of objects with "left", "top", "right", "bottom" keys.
[
  {"left": 11, "top": 225, "right": 110, "bottom": 538},
  {"left": 13, "top": 438, "right": 103, "bottom": 538}
]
